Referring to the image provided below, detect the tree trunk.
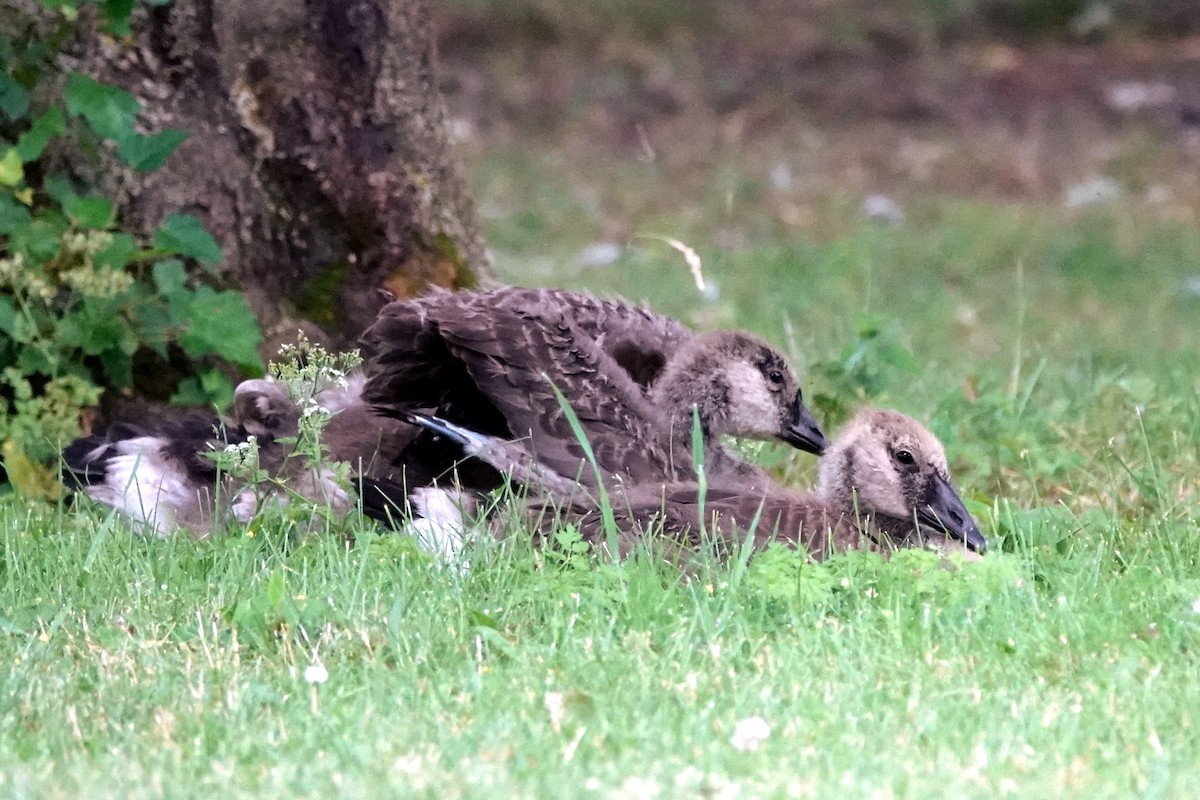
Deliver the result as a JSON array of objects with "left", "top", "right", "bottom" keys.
[{"left": 66, "top": 0, "right": 492, "bottom": 351}]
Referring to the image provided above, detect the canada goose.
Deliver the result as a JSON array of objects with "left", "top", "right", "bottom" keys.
[
  {"left": 62, "top": 373, "right": 411, "bottom": 537},
  {"left": 398, "top": 408, "right": 985, "bottom": 563},
  {"left": 359, "top": 286, "right": 828, "bottom": 495}
]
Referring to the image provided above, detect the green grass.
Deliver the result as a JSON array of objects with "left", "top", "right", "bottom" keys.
[
  {"left": 2, "top": 498, "right": 1199, "bottom": 797},
  {"left": 6, "top": 150, "right": 1200, "bottom": 796}
]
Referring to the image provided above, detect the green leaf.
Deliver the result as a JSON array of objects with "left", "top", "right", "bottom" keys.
[
  {"left": 152, "top": 259, "right": 188, "bottom": 297},
  {"left": 169, "top": 375, "right": 207, "bottom": 406},
  {"left": 0, "top": 297, "right": 17, "bottom": 338},
  {"left": 93, "top": 233, "right": 138, "bottom": 270},
  {"left": 0, "top": 73, "right": 31, "bottom": 121},
  {"left": 130, "top": 301, "right": 172, "bottom": 358},
  {"left": 0, "top": 148, "right": 24, "bottom": 187},
  {"left": 116, "top": 128, "right": 186, "bottom": 172},
  {"left": 173, "top": 286, "right": 263, "bottom": 369},
  {"left": 172, "top": 369, "right": 234, "bottom": 407},
  {"left": 53, "top": 314, "right": 84, "bottom": 349},
  {"left": 43, "top": 174, "right": 78, "bottom": 207},
  {"left": 16, "top": 346, "right": 54, "bottom": 376},
  {"left": 64, "top": 196, "right": 115, "bottom": 229},
  {"left": 98, "top": 346, "right": 134, "bottom": 387},
  {"left": 0, "top": 194, "right": 31, "bottom": 235},
  {"left": 101, "top": 0, "right": 136, "bottom": 36},
  {"left": 39, "top": 0, "right": 81, "bottom": 13},
  {"left": 879, "top": 343, "right": 918, "bottom": 373},
  {"left": 64, "top": 73, "right": 139, "bottom": 141},
  {"left": 153, "top": 214, "right": 223, "bottom": 268},
  {"left": 16, "top": 107, "right": 66, "bottom": 162},
  {"left": 57, "top": 300, "right": 135, "bottom": 357},
  {"left": 9, "top": 215, "right": 64, "bottom": 262}
]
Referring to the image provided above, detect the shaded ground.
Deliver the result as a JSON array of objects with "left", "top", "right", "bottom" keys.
[{"left": 434, "top": 1, "right": 1200, "bottom": 222}]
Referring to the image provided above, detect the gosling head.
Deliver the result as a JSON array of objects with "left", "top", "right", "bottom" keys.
[
  {"left": 818, "top": 408, "right": 986, "bottom": 554},
  {"left": 231, "top": 379, "right": 299, "bottom": 439},
  {"left": 653, "top": 331, "right": 828, "bottom": 456}
]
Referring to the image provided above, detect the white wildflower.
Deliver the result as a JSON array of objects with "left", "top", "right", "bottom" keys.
[
  {"left": 62, "top": 265, "right": 134, "bottom": 298},
  {"left": 730, "top": 716, "right": 771, "bottom": 752},
  {"left": 217, "top": 436, "right": 260, "bottom": 475},
  {"left": 0, "top": 254, "right": 23, "bottom": 282},
  {"left": 304, "top": 663, "right": 329, "bottom": 684},
  {"left": 301, "top": 398, "right": 327, "bottom": 419},
  {"left": 1192, "top": 598, "right": 1200, "bottom": 614}
]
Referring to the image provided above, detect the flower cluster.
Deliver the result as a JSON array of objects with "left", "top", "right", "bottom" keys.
[
  {"left": 211, "top": 436, "right": 261, "bottom": 479},
  {"left": 0, "top": 254, "right": 55, "bottom": 301},
  {"left": 272, "top": 334, "right": 361, "bottom": 404}
]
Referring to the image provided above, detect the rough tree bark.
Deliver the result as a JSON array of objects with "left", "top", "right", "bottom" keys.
[{"left": 65, "top": 0, "right": 492, "bottom": 351}]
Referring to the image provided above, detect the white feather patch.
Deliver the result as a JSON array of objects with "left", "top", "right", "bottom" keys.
[
  {"left": 724, "top": 362, "right": 782, "bottom": 439},
  {"left": 403, "top": 487, "right": 474, "bottom": 568},
  {"left": 84, "top": 437, "right": 192, "bottom": 537}
]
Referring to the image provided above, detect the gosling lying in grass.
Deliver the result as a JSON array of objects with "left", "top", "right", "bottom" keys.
[
  {"left": 61, "top": 374, "right": 409, "bottom": 537},
  {"left": 396, "top": 408, "right": 986, "bottom": 564}
]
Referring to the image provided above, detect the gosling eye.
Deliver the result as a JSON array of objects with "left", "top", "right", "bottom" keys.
[
  {"left": 894, "top": 449, "right": 916, "bottom": 467},
  {"left": 767, "top": 369, "right": 784, "bottom": 386}
]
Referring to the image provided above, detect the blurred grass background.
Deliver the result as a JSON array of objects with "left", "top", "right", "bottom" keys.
[{"left": 440, "top": 0, "right": 1200, "bottom": 509}]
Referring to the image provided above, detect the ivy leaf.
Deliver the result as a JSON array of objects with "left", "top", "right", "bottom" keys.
[
  {"left": 153, "top": 213, "right": 223, "bottom": 269},
  {"left": 17, "top": 107, "right": 66, "bottom": 162},
  {"left": 64, "top": 196, "right": 115, "bottom": 229},
  {"left": 152, "top": 259, "right": 188, "bottom": 297},
  {"left": 173, "top": 286, "right": 263, "bottom": 369},
  {"left": 0, "top": 73, "right": 31, "bottom": 121},
  {"left": 116, "top": 128, "right": 187, "bottom": 172},
  {"left": 0, "top": 148, "right": 24, "bottom": 187},
  {"left": 64, "top": 73, "right": 139, "bottom": 141}
]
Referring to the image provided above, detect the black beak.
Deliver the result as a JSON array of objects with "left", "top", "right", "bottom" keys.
[
  {"left": 779, "top": 394, "right": 829, "bottom": 456},
  {"left": 916, "top": 473, "right": 987, "bottom": 554}
]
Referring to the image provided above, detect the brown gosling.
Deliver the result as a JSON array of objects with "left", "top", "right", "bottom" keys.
[
  {"left": 359, "top": 286, "right": 827, "bottom": 497},
  {"left": 398, "top": 408, "right": 985, "bottom": 565}
]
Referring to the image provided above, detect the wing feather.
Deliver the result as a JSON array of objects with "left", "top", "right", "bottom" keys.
[{"left": 361, "top": 287, "right": 699, "bottom": 487}]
